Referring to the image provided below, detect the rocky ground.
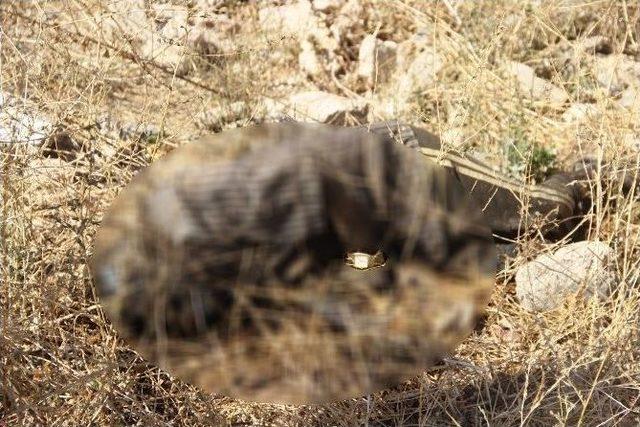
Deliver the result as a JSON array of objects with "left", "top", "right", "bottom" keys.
[{"left": 2, "top": 1, "right": 640, "bottom": 425}]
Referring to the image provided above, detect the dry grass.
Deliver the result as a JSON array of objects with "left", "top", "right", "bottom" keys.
[{"left": 2, "top": 0, "right": 640, "bottom": 425}]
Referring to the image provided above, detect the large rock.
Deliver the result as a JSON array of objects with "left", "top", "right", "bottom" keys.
[
  {"left": 103, "top": 0, "right": 151, "bottom": 44},
  {"left": 593, "top": 54, "right": 640, "bottom": 96},
  {"left": 575, "top": 35, "right": 612, "bottom": 55},
  {"left": 561, "top": 103, "right": 601, "bottom": 123},
  {"left": 329, "top": 0, "right": 363, "bottom": 43},
  {"left": 507, "top": 61, "right": 568, "bottom": 106},
  {"left": 299, "top": 39, "right": 323, "bottom": 76},
  {"left": 259, "top": 0, "right": 338, "bottom": 68},
  {"left": 396, "top": 27, "right": 433, "bottom": 70},
  {"left": 0, "top": 92, "right": 52, "bottom": 146},
  {"left": 618, "top": 87, "right": 639, "bottom": 110},
  {"left": 100, "top": 3, "right": 235, "bottom": 76},
  {"left": 398, "top": 50, "right": 443, "bottom": 96},
  {"left": 279, "top": 91, "right": 368, "bottom": 125},
  {"left": 258, "top": 0, "right": 316, "bottom": 37},
  {"left": 387, "top": 49, "right": 443, "bottom": 114},
  {"left": 198, "top": 101, "right": 252, "bottom": 132},
  {"left": 312, "top": 0, "right": 344, "bottom": 12},
  {"left": 357, "top": 35, "right": 397, "bottom": 86},
  {"left": 140, "top": 9, "right": 236, "bottom": 75},
  {"left": 515, "top": 241, "right": 617, "bottom": 312},
  {"left": 141, "top": 37, "right": 191, "bottom": 75},
  {"left": 154, "top": 6, "right": 190, "bottom": 41}
]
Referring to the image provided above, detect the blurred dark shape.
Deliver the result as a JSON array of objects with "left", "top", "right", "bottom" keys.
[{"left": 92, "top": 122, "right": 496, "bottom": 404}]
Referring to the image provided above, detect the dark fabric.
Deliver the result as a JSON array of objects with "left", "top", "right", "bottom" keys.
[
  {"left": 167, "top": 123, "right": 496, "bottom": 284},
  {"left": 92, "top": 123, "right": 498, "bottom": 339},
  {"left": 365, "top": 121, "right": 588, "bottom": 243}
]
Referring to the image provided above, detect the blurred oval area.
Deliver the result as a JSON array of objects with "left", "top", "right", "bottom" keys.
[{"left": 91, "top": 122, "right": 496, "bottom": 404}]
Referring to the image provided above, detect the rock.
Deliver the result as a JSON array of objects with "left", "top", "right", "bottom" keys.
[
  {"left": 280, "top": 91, "right": 368, "bottom": 125},
  {"left": 259, "top": 0, "right": 338, "bottom": 60},
  {"left": 515, "top": 241, "right": 617, "bottom": 312},
  {"left": 119, "top": 122, "right": 161, "bottom": 142},
  {"left": 357, "top": 35, "right": 398, "bottom": 86},
  {"left": 103, "top": 0, "right": 151, "bottom": 45},
  {"left": 261, "top": 98, "right": 296, "bottom": 123},
  {"left": 396, "top": 40, "right": 414, "bottom": 71},
  {"left": 562, "top": 103, "right": 601, "bottom": 123},
  {"left": 411, "top": 26, "right": 433, "bottom": 49},
  {"left": 198, "top": 102, "right": 251, "bottom": 131},
  {"left": 593, "top": 54, "right": 640, "bottom": 96},
  {"left": 396, "top": 27, "right": 434, "bottom": 70},
  {"left": 155, "top": 7, "right": 190, "bottom": 41},
  {"left": 118, "top": 5, "right": 235, "bottom": 74},
  {"left": 398, "top": 50, "right": 444, "bottom": 96},
  {"left": 313, "top": 0, "right": 344, "bottom": 12},
  {"left": 194, "top": 0, "right": 227, "bottom": 10},
  {"left": 190, "top": 29, "right": 223, "bottom": 64},
  {"left": 189, "top": 14, "right": 238, "bottom": 62},
  {"left": 328, "top": 0, "right": 363, "bottom": 43},
  {"left": 258, "top": 0, "right": 315, "bottom": 37},
  {"left": 507, "top": 61, "right": 568, "bottom": 105},
  {"left": 617, "top": 87, "right": 639, "bottom": 110},
  {"left": 0, "top": 92, "right": 52, "bottom": 146},
  {"left": 299, "top": 39, "right": 323, "bottom": 76},
  {"left": 440, "top": 127, "right": 465, "bottom": 147},
  {"left": 622, "top": 132, "right": 640, "bottom": 152},
  {"left": 140, "top": 36, "right": 191, "bottom": 76},
  {"left": 384, "top": 48, "right": 443, "bottom": 114},
  {"left": 310, "top": 27, "right": 340, "bottom": 57},
  {"left": 94, "top": 113, "right": 161, "bottom": 142},
  {"left": 576, "top": 36, "right": 612, "bottom": 55}
]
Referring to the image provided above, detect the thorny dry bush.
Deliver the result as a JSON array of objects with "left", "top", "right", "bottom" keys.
[{"left": 1, "top": 0, "right": 640, "bottom": 425}]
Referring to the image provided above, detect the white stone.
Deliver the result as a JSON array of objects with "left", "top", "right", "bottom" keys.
[
  {"left": 411, "top": 26, "right": 433, "bottom": 48},
  {"left": 396, "top": 27, "right": 433, "bottom": 70},
  {"left": 515, "top": 241, "right": 617, "bottom": 312},
  {"left": 507, "top": 61, "right": 568, "bottom": 105},
  {"left": 357, "top": 35, "right": 397, "bottom": 86},
  {"left": 593, "top": 54, "right": 640, "bottom": 96},
  {"left": 398, "top": 50, "right": 444, "bottom": 96},
  {"left": 618, "top": 87, "right": 639, "bottom": 110},
  {"left": 194, "top": 0, "right": 226, "bottom": 10},
  {"left": 575, "top": 36, "right": 611, "bottom": 55},
  {"left": 154, "top": 7, "right": 190, "bottom": 41},
  {"left": 258, "top": 0, "right": 315, "bottom": 37},
  {"left": 299, "top": 39, "right": 323, "bottom": 76},
  {"left": 396, "top": 40, "right": 414, "bottom": 71},
  {"left": 259, "top": 0, "right": 337, "bottom": 58},
  {"left": 191, "top": 16, "right": 240, "bottom": 62},
  {"left": 102, "top": 0, "right": 152, "bottom": 46},
  {"left": 283, "top": 91, "right": 368, "bottom": 124},
  {"left": 142, "top": 41, "right": 189, "bottom": 75},
  {"left": 622, "top": 132, "right": 640, "bottom": 152},
  {"left": 313, "top": 0, "right": 344, "bottom": 12},
  {"left": 328, "top": 0, "right": 362, "bottom": 43},
  {"left": 562, "top": 103, "right": 600, "bottom": 123},
  {"left": 310, "top": 23, "right": 340, "bottom": 52},
  {"left": 0, "top": 93, "right": 52, "bottom": 146},
  {"left": 441, "top": 127, "right": 465, "bottom": 147},
  {"left": 198, "top": 102, "right": 250, "bottom": 131}
]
